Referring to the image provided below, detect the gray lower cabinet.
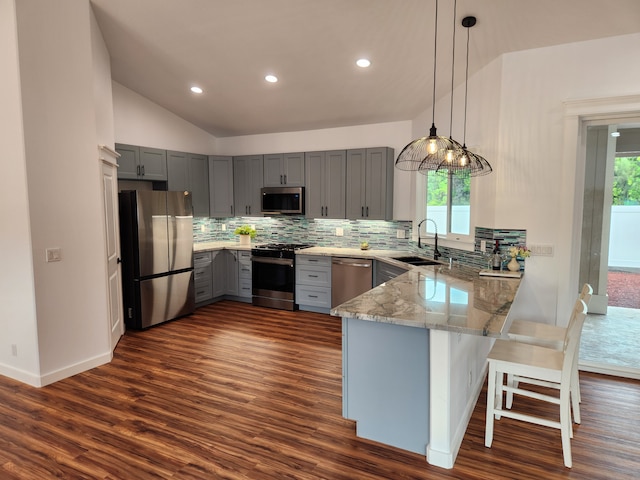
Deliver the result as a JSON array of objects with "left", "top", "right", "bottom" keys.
[
  {"left": 264, "top": 152, "right": 305, "bottom": 187},
  {"left": 374, "top": 260, "right": 408, "bottom": 287},
  {"left": 209, "top": 155, "right": 234, "bottom": 217},
  {"left": 237, "top": 251, "right": 252, "bottom": 298},
  {"left": 168, "top": 151, "right": 209, "bottom": 216},
  {"left": 225, "top": 250, "right": 240, "bottom": 296},
  {"left": 305, "top": 150, "right": 346, "bottom": 219},
  {"left": 296, "top": 255, "right": 332, "bottom": 313},
  {"left": 233, "top": 155, "right": 263, "bottom": 216},
  {"left": 346, "top": 147, "right": 394, "bottom": 220},
  {"left": 194, "top": 251, "right": 213, "bottom": 303},
  {"left": 116, "top": 143, "right": 168, "bottom": 181}
]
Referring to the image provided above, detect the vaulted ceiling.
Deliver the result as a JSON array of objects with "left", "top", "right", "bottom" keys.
[{"left": 91, "top": 0, "right": 640, "bottom": 137}]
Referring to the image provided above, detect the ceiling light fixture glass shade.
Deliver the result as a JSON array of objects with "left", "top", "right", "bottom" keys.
[
  {"left": 396, "top": 0, "right": 461, "bottom": 171},
  {"left": 429, "top": 15, "right": 492, "bottom": 178}
]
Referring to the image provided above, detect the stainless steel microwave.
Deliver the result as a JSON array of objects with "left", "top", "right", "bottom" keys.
[{"left": 261, "top": 186, "right": 304, "bottom": 214}]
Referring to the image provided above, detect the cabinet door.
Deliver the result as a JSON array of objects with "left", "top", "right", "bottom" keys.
[
  {"left": 189, "top": 153, "right": 209, "bottom": 217},
  {"left": 167, "top": 150, "right": 189, "bottom": 191},
  {"left": 324, "top": 150, "right": 346, "bottom": 219},
  {"left": 364, "top": 147, "right": 394, "bottom": 220},
  {"left": 305, "top": 151, "right": 324, "bottom": 218},
  {"left": 115, "top": 143, "right": 140, "bottom": 180},
  {"left": 283, "top": 152, "right": 305, "bottom": 186},
  {"left": 263, "top": 154, "right": 284, "bottom": 187},
  {"left": 209, "top": 155, "right": 234, "bottom": 218},
  {"left": 211, "top": 250, "right": 226, "bottom": 298},
  {"left": 139, "top": 147, "right": 167, "bottom": 181},
  {"left": 224, "top": 250, "right": 239, "bottom": 295},
  {"left": 233, "top": 155, "right": 262, "bottom": 216},
  {"left": 345, "top": 149, "right": 367, "bottom": 219}
]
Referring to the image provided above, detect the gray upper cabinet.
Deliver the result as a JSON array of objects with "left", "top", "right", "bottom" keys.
[
  {"left": 305, "top": 150, "right": 346, "bottom": 219},
  {"left": 209, "top": 155, "right": 234, "bottom": 218},
  {"left": 168, "top": 151, "right": 210, "bottom": 216},
  {"left": 263, "top": 152, "right": 305, "bottom": 187},
  {"left": 346, "top": 147, "right": 394, "bottom": 220},
  {"left": 116, "top": 143, "right": 167, "bottom": 181},
  {"left": 233, "top": 155, "right": 263, "bottom": 216}
]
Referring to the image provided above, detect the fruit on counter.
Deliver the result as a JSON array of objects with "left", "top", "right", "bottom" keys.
[{"left": 360, "top": 241, "right": 370, "bottom": 250}]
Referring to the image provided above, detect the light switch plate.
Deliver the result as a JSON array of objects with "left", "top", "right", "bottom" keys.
[
  {"left": 336, "top": 227, "right": 344, "bottom": 236},
  {"left": 46, "top": 248, "right": 62, "bottom": 262},
  {"left": 396, "top": 229, "right": 405, "bottom": 239}
]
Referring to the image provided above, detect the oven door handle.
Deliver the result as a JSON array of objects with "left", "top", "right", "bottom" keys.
[{"left": 251, "top": 256, "right": 294, "bottom": 266}]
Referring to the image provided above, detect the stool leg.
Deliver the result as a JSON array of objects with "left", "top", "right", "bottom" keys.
[
  {"left": 560, "top": 384, "right": 573, "bottom": 468},
  {"left": 485, "top": 362, "right": 497, "bottom": 448}
]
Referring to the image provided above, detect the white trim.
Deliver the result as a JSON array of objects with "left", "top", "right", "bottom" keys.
[
  {"left": 39, "top": 351, "right": 112, "bottom": 387},
  {"left": 99, "top": 144, "right": 120, "bottom": 167},
  {"left": 559, "top": 95, "right": 640, "bottom": 323}
]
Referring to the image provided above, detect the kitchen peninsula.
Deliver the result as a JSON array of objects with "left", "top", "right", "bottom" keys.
[{"left": 331, "top": 262, "right": 520, "bottom": 469}]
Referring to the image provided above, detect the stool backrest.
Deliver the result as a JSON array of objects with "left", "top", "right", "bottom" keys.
[{"left": 562, "top": 298, "right": 588, "bottom": 376}]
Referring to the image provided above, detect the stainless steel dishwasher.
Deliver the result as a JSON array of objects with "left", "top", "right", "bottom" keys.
[{"left": 331, "top": 257, "right": 373, "bottom": 307}]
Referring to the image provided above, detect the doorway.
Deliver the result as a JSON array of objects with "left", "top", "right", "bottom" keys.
[{"left": 579, "top": 123, "right": 640, "bottom": 378}]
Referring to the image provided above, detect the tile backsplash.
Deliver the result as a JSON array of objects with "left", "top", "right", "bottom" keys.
[{"left": 193, "top": 217, "right": 527, "bottom": 270}]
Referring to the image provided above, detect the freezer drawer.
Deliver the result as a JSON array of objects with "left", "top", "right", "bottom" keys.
[{"left": 130, "top": 270, "right": 194, "bottom": 329}]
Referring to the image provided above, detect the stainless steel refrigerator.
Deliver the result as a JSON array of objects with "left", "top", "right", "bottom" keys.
[{"left": 119, "top": 190, "right": 195, "bottom": 329}]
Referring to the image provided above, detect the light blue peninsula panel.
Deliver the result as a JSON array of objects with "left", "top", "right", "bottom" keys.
[
  {"left": 332, "top": 262, "right": 520, "bottom": 469},
  {"left": 342, "top": 317, "right": 429, "bottom": 454}
]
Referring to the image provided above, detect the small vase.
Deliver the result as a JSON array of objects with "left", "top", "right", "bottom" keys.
[
  {"left": 239, "top": 234, "right": 251, "bottom": 246},
  {"left": 507, "top": 256, "right": 521, "bottom": 272}
]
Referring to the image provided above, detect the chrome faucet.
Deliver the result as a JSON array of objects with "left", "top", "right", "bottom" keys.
[{"left": 417, "top": 218, "right": 442, "bottom": 260}]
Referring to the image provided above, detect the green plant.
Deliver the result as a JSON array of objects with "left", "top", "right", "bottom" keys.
[{"left": 234, "top": 225, "right": 256, "bottom": 239}]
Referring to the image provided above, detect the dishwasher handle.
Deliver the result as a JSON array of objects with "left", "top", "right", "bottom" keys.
[{"left": 332, "top": 258, "right": 372, "bottom": 268}]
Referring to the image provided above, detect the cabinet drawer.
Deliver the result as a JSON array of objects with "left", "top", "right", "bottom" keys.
[
  {"left": 296, "top": 255, "right": 331, "bottom": 268},
  {"left": 194, "top": 251, "right": 212, "bottom": 265},
  {"left": 194, "top": 265, "right": 212, "bottom": 283},
  {"left": 296, "top": 265, "right": 331, "bottom": 287},
  {"left": 238, "top": 278, "right": 252, "bottom": 298},
  {"left": 296, "top": 285, "right": 331, "bottom": 308},
  {"left": 195, "top": 280, "right": 213, "bottom": 303},
  {"left": 238, "top": 263, "right": 252, "bottom": 279}
]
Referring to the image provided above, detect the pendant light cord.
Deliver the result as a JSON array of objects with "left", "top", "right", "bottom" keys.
[
  {"left": 462, "top": 17, "right": 470, "bottom": 146},
  {"left": 448, "top": 0, "right": 457, "bottom": 138},
  {"left": 430, "top": 0, "right": 438, "bottom": 126}
]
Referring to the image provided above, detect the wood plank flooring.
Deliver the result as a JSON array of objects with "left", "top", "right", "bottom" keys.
[{"left": 1, "top": 300, "right": 639, "bottom": 479}]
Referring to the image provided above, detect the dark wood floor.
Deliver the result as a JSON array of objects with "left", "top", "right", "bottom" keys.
[{"left": 1, "top": 301, "right": 639, "bottom": 479}]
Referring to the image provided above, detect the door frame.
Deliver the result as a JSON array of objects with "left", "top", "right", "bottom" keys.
[
  {"left": 99, "top": 145, "right": 125, "bottom": 352},
  {"left": 559, "top": 95, "right": 640, "bottom": 322}
]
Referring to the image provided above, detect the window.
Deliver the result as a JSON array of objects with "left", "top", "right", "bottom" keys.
[{"left": 426, "top": 170, "right": 471, "bottom": 235}]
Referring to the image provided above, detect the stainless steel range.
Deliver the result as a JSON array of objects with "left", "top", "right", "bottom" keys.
[{"left": 251, "top": 243, "right": 312, "bottom": 310}]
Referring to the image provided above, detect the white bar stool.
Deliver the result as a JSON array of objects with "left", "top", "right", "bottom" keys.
[
  {"left": 506, "top": 284, "right": 592, "bottom": 422},
  {"left": 485, "top": 298, "right": 588, "bottom": 468}
]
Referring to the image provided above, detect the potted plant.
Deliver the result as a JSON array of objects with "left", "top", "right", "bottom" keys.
[{"left": 234, "top": 225, "right": 257, "bottom": 245}]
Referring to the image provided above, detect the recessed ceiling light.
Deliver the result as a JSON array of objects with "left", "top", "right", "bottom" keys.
[
  {"left": 190, "top": 86, "right": 203, "bottom": 94},
  {"left": 356, "top": 58, "right": 371, "bottom": 68},
  {"left": 265, "top": 74, "right": 278, "bottom": 83}
]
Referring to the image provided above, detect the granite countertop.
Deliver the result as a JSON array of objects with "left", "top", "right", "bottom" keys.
[
  {"left": 296, "top": 246, "right": 408, "bottom": 259},
  {"left": 331, "top": 263, "right": 520, "bottom": 338}
]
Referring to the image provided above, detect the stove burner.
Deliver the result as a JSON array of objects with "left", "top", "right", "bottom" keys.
[{"left": 252, "top": 243, "right": 312, "bottom": 252}]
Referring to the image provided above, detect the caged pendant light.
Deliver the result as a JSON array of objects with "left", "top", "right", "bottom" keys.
[
  {"left": 395, "top": 0, "right": 462, "bottom": 171},
  {"left": 432, "top": 16, "right": 492, "bottom": 177}
]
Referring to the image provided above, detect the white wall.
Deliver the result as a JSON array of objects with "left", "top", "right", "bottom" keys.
[
  {"left": 493, "top": 32, "right": 640, "bottom": 324},
  {"left": 216, "top": 121, "right": 415, "bottom": 220},
  {"left": 12, "top": 0, "right": 113, "bottom": 385},
  {"left": 0, "top": 0, "right": 41, "bottom": 384},
  {"left": 112, "top": 82, "right": 217, "bottom": 154}
]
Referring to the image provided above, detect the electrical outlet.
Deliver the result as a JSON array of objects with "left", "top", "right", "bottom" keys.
[
  {"left": 530, "top": 244, "right": 554, "bottom": 256},
  {"left": 336, "top": 227, "right": 344, "bottom": 236},
  {"left": 46, "top": 248, "right": 62, "bottom": 262},
  {"left": 396, "top": 229, "right": 405, "bottom": 239},
  {"left": 480, "top": 240, "right": 486, "bottom": 251},
  {"left": 200, "top": 224, "right": 206, "bottom": 232},
  {"left": 221, "top": 224, "right": 226, "bottom": 231}
]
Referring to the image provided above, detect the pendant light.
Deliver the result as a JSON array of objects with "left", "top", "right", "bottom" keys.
[
  {"left": 435, "top": 16, "right": 492, "bottom": 177},
  {"left": 395, "top": 0, "right": 461, "bottom": 171}
]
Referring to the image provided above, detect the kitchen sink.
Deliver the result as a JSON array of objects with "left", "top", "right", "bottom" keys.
[{"left": 391, "top": 256, "right": 439, "bottom": 266}]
